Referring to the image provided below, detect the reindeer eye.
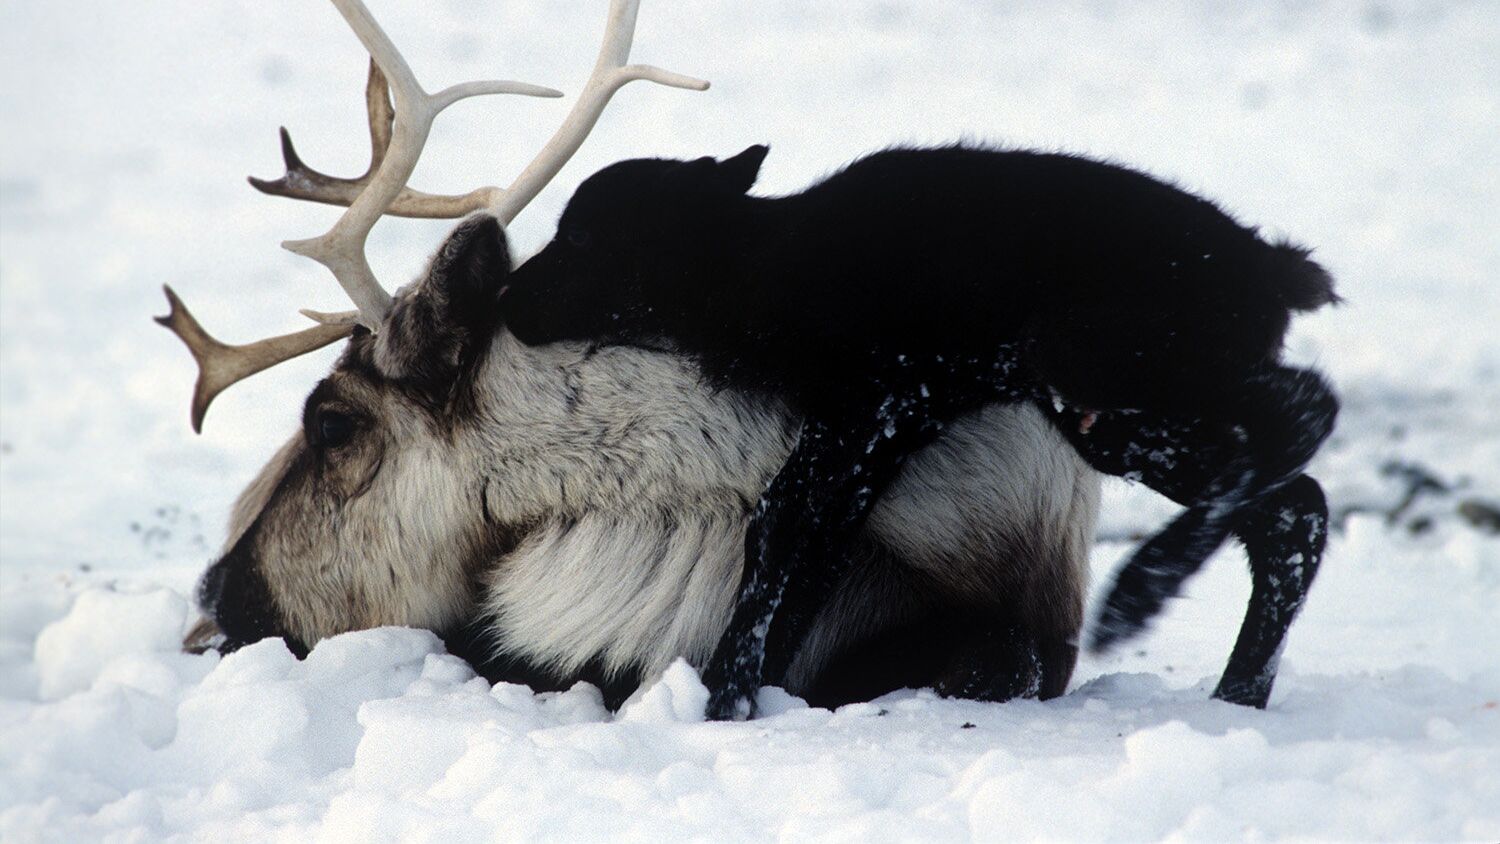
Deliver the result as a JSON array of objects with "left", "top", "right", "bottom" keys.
[{"left": 316, "top": 410, "right": 356, "bottom": 448}]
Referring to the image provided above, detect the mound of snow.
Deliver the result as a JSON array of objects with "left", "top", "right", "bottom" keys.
[
  {"left": 4, "top": 516, "right": 1498, "bottom": 841},
  {"left": 34, "top": 587, "right": 188, "bottom": 700},
  {"left": 618, "top": 659, "right": 710, "bottom": 724}
]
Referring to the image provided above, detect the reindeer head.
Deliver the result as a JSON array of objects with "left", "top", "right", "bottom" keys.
[
  {"left": 165, "top": 0, "right": 712, "bottom": 654},
  {"left": 191, "top": 216, "right": 517, "bottom": 653}
]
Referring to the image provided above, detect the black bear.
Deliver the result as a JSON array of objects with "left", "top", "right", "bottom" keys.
[{"left": 501, "top": 144, "right": 1338, "bottom": 718}]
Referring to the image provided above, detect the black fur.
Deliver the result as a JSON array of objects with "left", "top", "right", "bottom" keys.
[
  {"left": 504, "top": 145, "right": 1335, "bottom": 409},
  {"left": 1213, "top": 475, "right": 1328, "bottom": 707},
  {"left": 502, "top": 143, "right": 1339, "bottom": 717}
]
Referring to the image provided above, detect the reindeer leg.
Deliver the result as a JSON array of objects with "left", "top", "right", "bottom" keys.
[{"left": 932, "top": 620, "right": 1046, "bottom": 702}]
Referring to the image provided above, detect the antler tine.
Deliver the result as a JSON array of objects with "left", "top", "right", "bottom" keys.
[
  {"left": 249, "top": 62, "right": 507, "bottom": 219},
  {"left": 155, "top": 286, "right": 353, "bottom": 433},
  {"left": 252, "top": 0, "right": 709, "bottom": 229},
  {"left": 158, "top": 1, "right": 708, "bottom": 431},
  {"left": 281, "top": 0, "right": 562, "bottom": 331},
  {"left": 490, "top": 0, "right": 710, "bottom": 223}
]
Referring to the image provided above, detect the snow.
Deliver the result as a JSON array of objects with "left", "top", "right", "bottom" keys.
[
  {"left": 2, "top": 0, "right": 1499, "bottom": 840},
  {"left": 5, "top": 558, "right": 1499, "bottom": 840}
]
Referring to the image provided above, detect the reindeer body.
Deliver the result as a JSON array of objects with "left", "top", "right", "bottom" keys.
[
  {"left": 472, "top": 335, "right": 1097, "bottom": 702},
  {"left": 192, "top": 219, "right": 1100, "bottom": 707}
]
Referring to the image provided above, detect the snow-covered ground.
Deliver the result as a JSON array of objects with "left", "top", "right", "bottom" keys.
[{"left": 2, "top": 1, "right": 1498, "bottom": 840}]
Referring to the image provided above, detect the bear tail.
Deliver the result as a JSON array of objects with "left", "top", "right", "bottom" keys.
[{"left": 1267, "top": 241, "right": 1340, "bottom": 312}]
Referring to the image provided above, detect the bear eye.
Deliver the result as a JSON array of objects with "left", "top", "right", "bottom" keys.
[
  {"left": 565, "top": 226, "right": 591, "bottom": 249},
  {"left": 316, "top": 409, "right": 357, "bottom": 449}
]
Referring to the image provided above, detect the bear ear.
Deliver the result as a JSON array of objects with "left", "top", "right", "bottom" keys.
[{"left": 718, "top": 144, "right": 769, "bottom": 194}]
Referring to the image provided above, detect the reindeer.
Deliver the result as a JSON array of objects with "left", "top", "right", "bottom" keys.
[{"left": 163, "top": 0, "right": 1102, "bottom": 709}]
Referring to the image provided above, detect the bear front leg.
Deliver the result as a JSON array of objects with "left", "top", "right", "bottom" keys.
[{"left": 702, "top": 389, "right": 950, "bottom": 720}]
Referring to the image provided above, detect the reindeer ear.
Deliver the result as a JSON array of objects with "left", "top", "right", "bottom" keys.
[
  {"left": 718, "top": 144, "right": 768, "bottom": 194},
  {"left": 371, "top": 214, "right": 510, "bottom": 385},
  {"left": 426, "top": 213, "right": 510, "bottom": 336}
]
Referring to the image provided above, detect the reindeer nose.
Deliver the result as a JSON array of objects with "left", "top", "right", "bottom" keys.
[
  {"left": 191, "top": 542, "right": 306, "bottom": 657},
  {"left": 196, "top": 556, "right": 231, "bottom": 616}
]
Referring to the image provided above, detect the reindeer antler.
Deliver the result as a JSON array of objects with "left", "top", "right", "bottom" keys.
[
  {"left": 254, "top": 0, "right": 708, "bottom": 229},
  {"left": 488, "top": 0, "right": 710, "bottom": 222},
  {"left": 160, "top": 0, "right": 709, "bottom": 431},
  {"left": 155, "top": 286, "right": 353, "bottom": 433},
  {"left": 279, "top": 0, "right": 562, "bottom": 329},
  {"left": 248, "top": 62, "right": 503, "bottom": 219}
]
